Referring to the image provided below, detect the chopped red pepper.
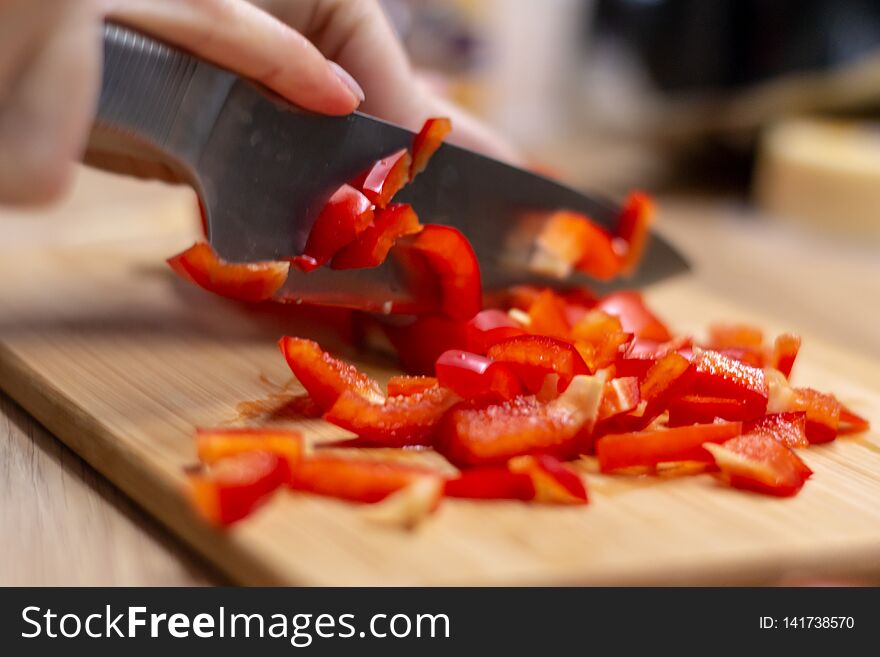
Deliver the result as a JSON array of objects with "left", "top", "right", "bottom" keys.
[
  {"left": 488, "top": 335, "right": 590, "bottom": 392},
  {"left": 168, "top": 242, "right": 289, "bottom": 302},
  {"left": 791, "top": 387, "right": 841, "bottom": 444},
  {"left": 386, "top": 375, "right": 438, "bottom": 397},
  {"left": 289, "top": 454, "right": 441, "bottom": 503},
  {"left": 704, "top": 433, "right": 812, "bottom": 497},
  {"left": 444, "top": 467, "right": 535, "bottom": 501},
  {"left": 278, "top": 336, "right": 384, "bottom": 411},
  {"left": 616, "top": 191, "right": 654, "bottom": 274},
  {"left": 640, "top": 351, "right": 691, "bottom": 408},
  {"left": 396, "top": 225, "right": 482, "bottom": 320},
  {"left": 436, "top": 374, "right": 604, "bottom": 466},
  {"left": 743, "top": 411, "right": 809, "bottom": 449},
  {"left": 771, "top": 333, "right": 801, "bottom": 379},
  {"left": 465, "top": 309, "right": 526, "bottom": 354},
  {"left": 596, "top": 421, "right": 743, "bottom": 473},
  {"left": 293, "top": 184, "right": 374, "bottom": 272},
  {"left": 667, "top": 395, "right": 751, "bottom": 425},
  {"left": 331, "top": 203, "right": 422, "bottom": 270},
  {"left": 526, "top": 289, "right": 572, "bottom": 339},
  {"left": 383, "top": 315, "right": 469, "bottom": 375},
  {"left": 196, "top": 427, "right": 304, "bottom": 469},
  {"left": 323, "top": 386, "right": 459, "bottom": 447},
  {"left": 598, "top": 376, "right": 641, "bottom": 421},
  {"left": 689, "top": 350, "right": 768, "bottom": 417},
  {"left": 707, "top": 323, "right": 764, "bottom": 350},
  {"left": 410, "top": 117, "right": 452, "bottom": 178},
  {"left": 509, "top": 454, "right": 588, "bottom": 504},
  {"left": 529, "top": 211, "right": 607, "bottom": 279},
  {"left": 435, "top": 350, "right": 524, "bottom": 403},
  {"left": 839, "top": 403, "right": 870, "bottom": 435},
  {"left": 357, "top": 148, "right": 411, "bottom": 208},
  {"left": 595, "top": 291, "right": 672, "bottom": 342},
  {"left": 189, "top": 451, "right": 289, "bottom": 526},
  {"left": 571, "top": 310, "right": 633, "bottom": 371}
]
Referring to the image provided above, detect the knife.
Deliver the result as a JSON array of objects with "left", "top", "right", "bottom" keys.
[{"left": 87, "top": 24, "right": 688, "bottom": 313}]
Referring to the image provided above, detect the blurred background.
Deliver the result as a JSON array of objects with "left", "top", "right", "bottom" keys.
[{"left": 384, "top": 0, "right": 880, "bottom": 238}]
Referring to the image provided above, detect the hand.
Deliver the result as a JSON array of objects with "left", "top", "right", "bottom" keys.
[{"left": 0, "top": 0, "right": 517, "bottom": 207}]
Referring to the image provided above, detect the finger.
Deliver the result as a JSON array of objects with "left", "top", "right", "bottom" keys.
[
  {"left": 0, "top": 1, "right": 101, "bottom": 205},
  {"left": 101, "top": 0, "right": 363, "bottom": 115},
  {"left": 0, "top": 0, "right": 66, "bottom": 91}
]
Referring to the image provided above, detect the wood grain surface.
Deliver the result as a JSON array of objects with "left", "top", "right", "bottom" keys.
[{"left": 0, "top": 170, "right": 878, "bottom": 585}]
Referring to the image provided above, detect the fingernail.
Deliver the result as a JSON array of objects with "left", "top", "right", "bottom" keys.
[{"left": 329, "top": 61, "right": 365, "bottom": 104}]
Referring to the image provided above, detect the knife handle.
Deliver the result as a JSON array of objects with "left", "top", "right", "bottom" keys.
[{"left": 85, "top": 23, "right": 234, "bottom": 184}]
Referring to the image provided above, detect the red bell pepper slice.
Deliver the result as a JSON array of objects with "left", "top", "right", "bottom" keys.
[
  {"left": 357, "top": 148, "right": 411, "bottom": 208},
  {"left": 598, "top": 376, "right": 641, "bottom": 421},
  {"left": 410, "top": 117, "right": 452, "bottom": 178},
  {"left": 771, "top": 333, "right": 801, "bottom": 379},
  {"left": 529, "top": 211, "right": 606, "bottom": 279},
  {"left": 704, "top": 433, "right": 812, "bottom": 497},
  {"left": 278, "top": 336, "right": 384, "bottom": 411},
  {"left": 189, "top": 451, "right": 289, "bottom": 526},
  {"left": 435, "top": 349, "right": 524, "bottom": 403},
  {"left": 571, "top": 310, "right": 633, "bottom": 372},
  {"left": 289, "top": 455, "right": 441, "bottom": 503},
  {"left": 292, "top": 184, "right": 374, "bottom": 272},
  {"left": 487, "top": 335, "right": 590, "bottom": 392},
  {"left": 596, "top": 421, "right": 743, "bottom": 473},
  {"left": 839, "top": 403, "right": 870, "bottom": 435},
  {"left": 396, "top": 225, "right": 482, "bottom": 320},
  {"left": 444, "top": 467, "right": 535, "bottom": 501},
  {"left": 640, "top": 351, "right": 691, "bottom": 406},
  {"left": 195, "top": 427, "right": 304, "bottom": 469},
  {"left": 526, "top": 289, "right": 572, "bottom": 339},
  {"left": 615, "top": 335, "right": 693, "bottom": 379},
  {"left": 707, "top": 323, "right": 764, "bottom": 350},
  {"left": 436, "top": 374, "right": 604, "bottom": 466},
  {"left": 323, "top": 386, "right": 459, "bottom": 447},
  {"left": 790, "top": 387, "right": 841, "bottom": 444},
  {"left": 616, "top": 191, "right": 653, "bottom": 274},
  {"left": 666, "top": 395, "right": 751, "bottom": 425},
  {"left": 386, "top": 375, "right": 438, "bottom": 397},
  {"left": 168, "top": 242, "right": 289, "bottom": 302},
  {"left": 689, "top": 350, "right": 768, "bottom": 416},
  {"left": 595, "top": 291, "right": 672, "bottom": 342},
  {"left": 508, "top": 454, "right": 589, "bottom": 504},
  {"left": 743, "top": 411, "right": 809, "bottom": 449},
  {"left": 465, "top": 309, "right": 526, "bottom": 354},
  {"left": 383, "top": 314, "right": 469, "bottom": 375},
  {"left": 331, "top": 203, "right": 422, "bottom": 270}
]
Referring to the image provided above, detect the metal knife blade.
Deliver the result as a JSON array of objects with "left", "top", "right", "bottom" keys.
[{"left": 88, "top": 24, "right": 688, "bottom": 312}]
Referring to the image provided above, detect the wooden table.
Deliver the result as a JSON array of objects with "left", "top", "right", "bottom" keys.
[{"left": 1, "top": 169, "right": 878, "bottom": 585}]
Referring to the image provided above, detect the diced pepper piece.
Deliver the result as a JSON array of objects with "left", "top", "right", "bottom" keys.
[
  {"left": 383, "top": 315, "right": 469, "bottom": 375},
  {"left": 465, "top": 309, "right": 526, "bottom": 354},
  {"left": 396, "top": 225, "right": 482, "bottom": 320},
  {"left": 598, "top": 376, "right": 641, "bottom": 421},
  {"left": 530, "top": 211, "right": 608, "bottom": 279},
  {"left": 188, "top": 451, "right": 289, "bottom": 526},
  {"left": 324, "top": 386, "right": 459, "bottom": 447},
  {"left": 704, "top": 433, "right": 812, "bottom": 497},
  {"left": 168, "top": 242, "right": 289, "bottom": 302},
  {"left": 410, "top": 117, "right": 452, "bottom": 178},
  {"left": 293, "top": 184, "right": 374, "bottom": 272},
  {"left": 509, "top": 455, "right": 588, "bottom": 504},
  {"left": 616, "top": 191, "right": 653, "bottom": 274},
  {"left": 743, "top": 411, "right": 809, "bottom": 449},
  {"left": 616, "top": 336, "right": 693, "bottom": 379},
  {"left": 596, "top": 421, "right": 743, "bottom": 473},
  {"left": 488, "top": 335, "right": 590, "bottom": 392},
  {"left": 444, "top": 467, "right": 535, "bottom": 501},
  {"left": 791, "top": 388, "right": 841, "bottom": 444},
  {"left": 571, "top": 310, "right": 633, "bottom": 371},
  {"left": 435, "top": 350, "right": 524, "bottom": 402},
  {"left": 331, "top": 203, "right": 422, "bottom": 270},
  {"left": 526, "top": 289, "right": 572, "bottom": 339},
  {"left": 707, "top": 323, "right": 765, "bottom": 350},
  {"left": 771, "top": 333, "right": 801, "bottom": 379},
  {"left": 436, "top": 374, "right": 604, "bottom": 466},
  {"left": 689, "top": 350, "right": 768, "bottom": 416},
  {"left": 573, "top": 221, "right": 622, "bottom": 281},
  {"left": 640, "top": 351, "right": 691, "bottom": 406},
  {"left": 595, "top": 291, "right": 672, "bottom": 342},
  {"left": 195, "top": 427, "right": 304, "bottom": 469},
  {"left": 839, "top": 403, "right": 870, "bottom": 435},
  {"left": 358, "top": 148, "right": 411, "bottom": 208},
  {"left": 278, "top": 336, "right": 384, "bottom": 411},
  {"left": 667, "top": 395, "right": 750, "bottom": 425},
  {"left": 289, "top": 455, "right": 441, "bottom": 503},
  {"left": 386, "top": 375, "right": 438, "bottom": 397}
]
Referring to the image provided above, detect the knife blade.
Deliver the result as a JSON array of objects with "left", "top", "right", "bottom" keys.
[{"left": 87, "top": 24, "right": 688, "bottom": 313}]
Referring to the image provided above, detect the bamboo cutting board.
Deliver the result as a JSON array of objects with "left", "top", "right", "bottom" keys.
[{"left": 1, "top": 179, "right": 879, "bottom": 585}]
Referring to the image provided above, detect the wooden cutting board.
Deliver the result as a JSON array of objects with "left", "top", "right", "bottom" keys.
[{"left": 1, "top": 179, "right": 879, "bottom": 586}]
